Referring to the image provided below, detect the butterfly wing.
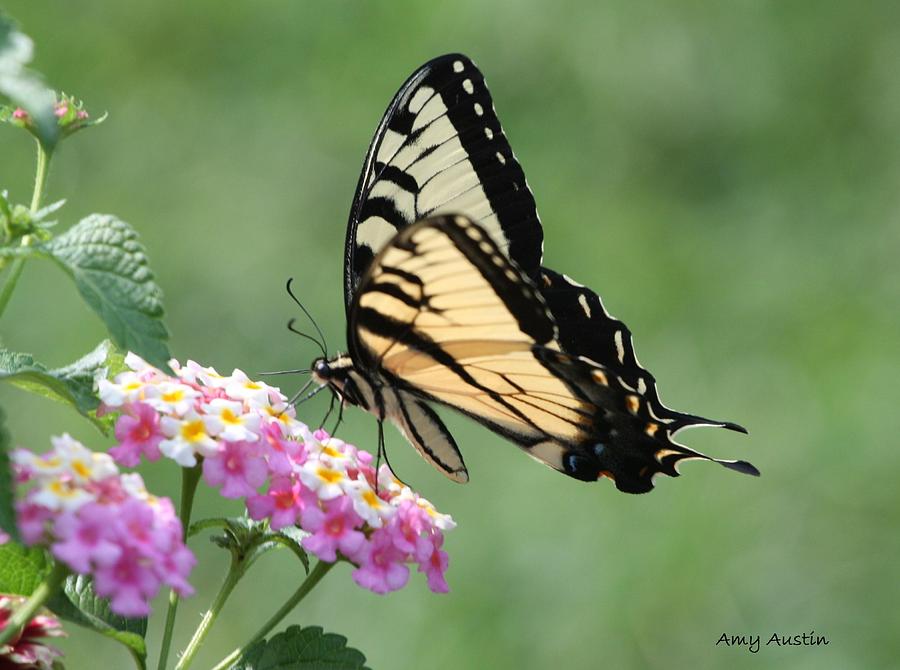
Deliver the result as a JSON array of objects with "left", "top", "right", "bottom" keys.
[
  {"left": 349, "top": 215, "right": 758, "bottom": 492},
  {"left": 344, "top": 53, "right": 542, "bottom": 311},
  {"left": 538, "top": 268, "right": 748, "bottom": 435}
]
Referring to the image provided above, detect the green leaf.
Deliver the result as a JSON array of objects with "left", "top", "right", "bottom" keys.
[
  {"left": 190, "top": 516, "right": 309, "bottom": 573},
  {"left": 45, "top": 214, "right": 171, "bottom": 370},
  {"left": 229, "top": 625, "right": 369, "bottom": 670},
  {"left": 0, "top": 13, "right": 58, "bottom": 149},
  {"left": 0, "top": 542, "right": 50, "bottom": 595},
  {"left": 0, "top": 340, "right": 122, "bottom": 434},
  {"left": 47, "top": 574, "right": 147, "bottom": 662},
  {"left": 0, "top": 405, "right": 16, "bottom": 541}
]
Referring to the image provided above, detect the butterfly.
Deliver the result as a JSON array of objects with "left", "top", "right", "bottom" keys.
[{"left": 306, "top": 53, "right": 759, "bottom": 493}]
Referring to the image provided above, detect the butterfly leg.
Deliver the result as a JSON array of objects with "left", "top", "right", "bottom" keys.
[
  {"left": 330, "top": 398, "right": 345, "bottom": 437},
  {"left": 318, "top": 390, "right": 336, "bottom": 431}
]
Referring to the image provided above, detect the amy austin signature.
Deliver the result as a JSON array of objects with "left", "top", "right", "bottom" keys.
[{"left": 716, "top": 632, "right": 829, "bottom": 653}]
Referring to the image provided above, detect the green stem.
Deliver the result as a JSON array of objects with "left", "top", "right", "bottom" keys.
[
  {"left": 174, "top": 556, "right": 244, "bottom": 670},
  {"left": 0, "top": 257, "right": 26, "bottom": 318},
  {"left": 209, "top": 560, "right": 336, "bottom": 670},
  {"left": 30, "top": 140, "right": 52, "bottom": 213},
  {"left": 0, "top": 140, "right": 53, "bottom": 319},
  {"left": 0, "top": 562, "right": 69, "bottom": 647},
  {"left": 156, "top": 464, "right": 202, "bottom": 670}
]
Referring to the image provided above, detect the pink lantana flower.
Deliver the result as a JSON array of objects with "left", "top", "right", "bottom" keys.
[
  {"left": 110, "top": 402, "right": 164, "bottom": 466},
  {"left": 247, "top": 476, "right": 311, "bottom": 530},
  {"left": 301, "top": 497, "right": 366, "bottom": 562},
  {"left": 257, "top": 422, "right": 304, "bottom": 476},
  {"left": 10, "top": 435, "right": 195, "bottom": 617},
  {"left": 202, "top": 441, "right": 268, "bottom": 499},
  {"left": 92, "top": 544, "right": 163, "bottom": 618},
  {"left": 416, "top": 532, "right": 450, "bottom": 593},
  {"left": 50, "top": 503, "right": 122, "bottom": 573},
  {"left": 352, "top": 529, "right": 410, "bottom": 594}
]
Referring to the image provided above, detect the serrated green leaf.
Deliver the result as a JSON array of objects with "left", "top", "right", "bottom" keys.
[
  {"left": 230, "top": 625, "right": 370, "bottom": 670},
  {"left": 0, "top": 340, "right": 121, "bottom": 434},
  {"left": 45, "top": 214, "right": 171, "bottom": 370},
  {"left": 0, "top": 542, "right": 50, "bottom": 594},
  {"left": 191, "top": 516, "right": 310, "bottom": 572},
  {"left": 0, "top": 405, "right": 16, "bottom": 541},
  {"left": 46, "top": 574, "right": 147, "bottom": 658},
  {"left": 0, "top": 13, "right": 58, "bottom": 149}
]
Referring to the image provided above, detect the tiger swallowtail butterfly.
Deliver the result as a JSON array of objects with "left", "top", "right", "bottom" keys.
[{"left": 306, "top": 53, "right": 759, "bottom": 493}]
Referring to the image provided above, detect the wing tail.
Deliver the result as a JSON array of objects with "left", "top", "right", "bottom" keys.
[{"left": 532, "top": 346, "right": 759, "bottom": 494}]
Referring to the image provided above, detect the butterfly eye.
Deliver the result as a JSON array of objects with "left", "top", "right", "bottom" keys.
[{"left": 313, "top": 358, "right": 331, "bottom": 379}]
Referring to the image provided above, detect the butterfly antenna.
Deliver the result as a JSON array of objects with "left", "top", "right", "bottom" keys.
[
  {"left": 258, "top": 367, "right": 311, "bottom": 376},
  {"left": 287, "top": 319, "right": 327, "bottom": 359},
  {"left": 286, "top": 278, "right": 329, "bottom": 356}
]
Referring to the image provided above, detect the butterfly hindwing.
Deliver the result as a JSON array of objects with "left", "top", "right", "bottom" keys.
[
  {"left": 345, "top": 54, "right": 543, "bottom": 310},
  {"left": 538, "top": 268, "right": 748, "bottom": 435},
  {"left": 532, "top": 346, "right": 759, "bottom": 493},
  {"left": 384, "top": 388, "right": 468, "bottom": 483}
]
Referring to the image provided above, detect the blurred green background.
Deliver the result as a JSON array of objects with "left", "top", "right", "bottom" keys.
[{"left": 2, "top": 2, "right": 898, "bottom": 668}]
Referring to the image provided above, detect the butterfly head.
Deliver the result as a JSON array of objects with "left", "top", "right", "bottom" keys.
[{"left": 310, "top": 354, "right": 375, "bottom": 412}]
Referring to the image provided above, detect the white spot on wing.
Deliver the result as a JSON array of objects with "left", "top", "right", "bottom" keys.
[
  {"left": 463, "top": 79, "right": 474, "bottom": 94},
  {"left": 375, "top": 128, "right": 407, "bottom": 166},
  {"left": 614, "top": 330, "right": 625, "bottom": 364},
  {"left": 485, "top": 127, "right": 494, "bottom": 140},
  {"left": 496, "top": 152, "right": 506, "bottom": 164},
  {"left": 356, "top": 217, "right": 399, "bottom": 256},
  {"left": 578, "top": 294, "right": 591, "bottom": 317},
  {"left": 408, "top": 86, "right": 435, "bottom": 114},
  {"left": 474, "top": 102, "right": 484, "bottom": 116},
  {"left": 453, "top": 60, "right": 464, "bottom": 73}
]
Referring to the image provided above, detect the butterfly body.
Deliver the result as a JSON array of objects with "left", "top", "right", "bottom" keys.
[{"left": 306, "top": 55, "right": 758, "bottom": 494}]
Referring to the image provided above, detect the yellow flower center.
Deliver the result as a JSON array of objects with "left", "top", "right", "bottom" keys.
[
  {"left": 322, "top": 445, "right": 342, "bottom": 459},
  {"left": 181, "top": 420, "right": 206, "bottom": 442},
  {"left": 71, "top": 460, "right": 91, "bottom": 479},
  {"left": 36, "top": 456, "right": 62, "bottom": 470},
  {"left": 49, "top": 480, "right": 78, "bottom": 498},
  {"left": 362, "top": 490, "right": 381, "bottom": 509},
  {"left": 162, "top": 389, "right": 184, "bottom": 403},
  {"left": 221, "top": 408, "right": 241, "bottom": 425},
  {"left": 317, "top": 467, "right": 343, "bottom": 485}
]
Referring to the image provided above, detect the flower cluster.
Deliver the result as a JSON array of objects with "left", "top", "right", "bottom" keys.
[
  {"left": 3, "top": 93, "right": 98, "bottom": 139},
  {"left": 10, "top": 435, "right": 195, "bottom": 617},
  {"left": 99, "top": 355, "right": 456, "bottom": 594},
  {"left": 0, "top": 595, "right": 65, "bottom": 670}
]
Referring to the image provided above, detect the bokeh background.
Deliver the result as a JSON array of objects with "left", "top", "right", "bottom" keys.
[{"left": 2, "top": 2, "right": 898, "bottom": 668}]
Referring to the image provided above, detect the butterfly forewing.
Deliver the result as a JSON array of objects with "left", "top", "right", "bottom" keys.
[
  {"left": 345, "top": 54, "right": 543, "bottom": 310},
  {"left": 351, "top": 216, "right": 596, "bottom": 471}
]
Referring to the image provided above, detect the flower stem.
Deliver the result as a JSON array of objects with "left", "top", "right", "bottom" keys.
[
  {"left": 31, "top": 140, "right": 52, "bottom": 213},
  {"left": 174, "top": 555, "right": 244, "bottom": 670},
  {"left": 208, "top": 560, "right": 336, "bottom": 670},
  {"left": 0, "top": 140, "right": 52, "bottom": 320},
  {"left": 156, "top": 464, "right": 202, "bottom": 670},
  {"left": 0, "top": 562, "right": 69, "bottom": 647}
]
